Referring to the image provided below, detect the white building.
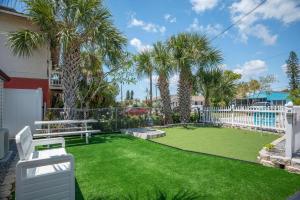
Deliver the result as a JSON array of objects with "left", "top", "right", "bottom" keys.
[{"left": 154, "top": 95, "right": 205, "bottom": 110}]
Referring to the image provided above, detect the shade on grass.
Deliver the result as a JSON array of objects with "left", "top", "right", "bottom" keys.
[
  {"left": 152, "top": 126, "right": 279, "bottom": 162},
  {"left": 65, "top": 134, "right": 300, "bottom": 200}
]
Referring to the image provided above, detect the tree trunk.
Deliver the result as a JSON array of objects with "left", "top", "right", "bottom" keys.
[
  {"left": 62, "top": 44, "right": 81, "bottom": 119},
  {"left": 50, "top": 45, "right": 60, "bottom": 69},
  {"left": 204, "top": 88, "right": 210, "bottom": 107},
  {"left": 178, "top": 68, "right": 192, "bottom": 123},
  {"left": 149, "top": 72, "right": 153, "bottom": 113},
  {"left": 158, "top": 75, "right": 173, "bottom": 124}
]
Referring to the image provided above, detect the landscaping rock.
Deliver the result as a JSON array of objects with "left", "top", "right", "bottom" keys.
[
  {"left": 291, "top": 158, "right": 300, "bottom": 168},
  {"left": 270, "top": 155, "right": 290, "bottom": 165},
  {"left": 286, "top": 166, "right": 300, "bottom": 174},
  {"left": 0, "top": 188, "right": 11, "bottom": 198},
  {"left": 259, "top": 150, "right": 270, "bottom": 161},
  {"left": 0, "top": 184, "right": 12, "bottom": 192},
  {"left": 260, "top": 159, "right": 275, "bottom": 167}
]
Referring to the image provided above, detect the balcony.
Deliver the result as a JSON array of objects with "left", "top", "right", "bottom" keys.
[{"left": 49, "top": 69, "right": 62, "bottom": 90}]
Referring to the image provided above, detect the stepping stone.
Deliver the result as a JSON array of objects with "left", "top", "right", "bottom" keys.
[
  {"left": 0, "top": 184, "right": 12, "bottom": 192},
  {"left": 0, "top": 188, "right": 10, "bottom": 198},
  {"left": 288, "top": 191, "right": 300, "bottom": 200}
]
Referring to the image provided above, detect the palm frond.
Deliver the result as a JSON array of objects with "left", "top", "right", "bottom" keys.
[{"left": 8, "top": 29, "right": 45, "bottom": 57}]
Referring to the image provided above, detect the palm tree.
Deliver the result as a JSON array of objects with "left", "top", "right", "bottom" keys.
[
  {"left": 135, "top": 50, "right": 154, "bottom": 109},
  {"left": 9, "top": 0, "right": 126, "bottom": 119},
  {"left": 168, "top": 33, "right": 222, "bottom": 123},
  {"left": 196, "top": 67, "right": 222, "bottom": 107},
  {"left": 152, "top": 42, "right": 173, "bottom": 124}
]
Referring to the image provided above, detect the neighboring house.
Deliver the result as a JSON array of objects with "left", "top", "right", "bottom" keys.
[
  {"left": 233, "top": 91, "right": 289, "bottom": 106},
  {"left": 0, "top": 69, "right": 10, "bottom": 128},
  {"left": 153, "top": 95, "right": 205, "bottom": 110}
]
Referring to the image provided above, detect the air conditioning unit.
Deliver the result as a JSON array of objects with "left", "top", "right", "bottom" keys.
[{"left": 0, "top": 128, "right": 9, "bottom": 159}]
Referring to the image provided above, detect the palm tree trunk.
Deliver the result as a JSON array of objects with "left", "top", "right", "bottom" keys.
[
  {"left": 178, "top": 68, "right": 192, "bottom": 123},
  {"left": 62, "top": 44, "right": 81, "bottom": 119},
  {"left": 158, "top": 76, "right": 173, "bottom": 124},
  {"left": 149, "top": 72, "right": 153, "bottom": 113},
  {"left": 204, "top": 89, "right": 210, "bottom": 107},
  {"left": 50, "top": 45, "right": 60, "bottom": 69}
]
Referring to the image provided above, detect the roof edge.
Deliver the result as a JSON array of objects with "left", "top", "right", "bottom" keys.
[
  {"left": 0, "top": 5, "right": 28, "bottom": 19},
  {"left": 0, "top": 69, "right": 10, "bottom": 81}
]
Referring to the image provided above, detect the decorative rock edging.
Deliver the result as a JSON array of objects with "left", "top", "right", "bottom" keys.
[{"left": 258, "top": 136, "right": 300, "bottom": 174}]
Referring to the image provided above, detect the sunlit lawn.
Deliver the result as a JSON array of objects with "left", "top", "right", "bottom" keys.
[
  {"left": 64, "top": 132, "right": 300, "bottom": 200},
  {"left": 152, "top": 126, "right": 279, "bottom": 162}
]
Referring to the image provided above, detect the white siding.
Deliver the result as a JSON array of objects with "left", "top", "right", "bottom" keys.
[
  {"left": 0, "top": 11, "right": 50, "bottom": 79},
  {"left": 0, "top": 80, "right": 3, "bottom": 128}
]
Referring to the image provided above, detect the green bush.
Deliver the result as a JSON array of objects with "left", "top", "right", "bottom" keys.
[
  {"left": 172, "top": 113, "right": 180, "bottom": 123},
  {"left": 151, "top": 115, "right": 163, "bottom": 126},
  {"left": 190, "top": 112, "right": 198, "bottom": 123},
  {"left": 265, "top": 143, "right": 275, "bottom": 151}
]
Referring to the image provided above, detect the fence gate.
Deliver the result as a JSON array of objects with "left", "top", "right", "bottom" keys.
[{"left": 3, "top": 88, "right": 42, "bottom": 138}]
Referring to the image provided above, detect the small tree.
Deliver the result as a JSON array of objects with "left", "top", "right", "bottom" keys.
[
  {"left": 130, "top": 90, "right": 134, "bottom": 100},
  {"left": 286, "top": 51, "right": 300, "bottom": 90},
  {"left": 126, "top": 90, "right": 130, "bottom": 100},
  {"left": 285, "top": 51, "right": 300, "bottom": 105}
]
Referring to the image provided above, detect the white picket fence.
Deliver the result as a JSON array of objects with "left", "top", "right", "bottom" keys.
[{"left": 199, "top": 106, "right": 285, "bottom": 131}]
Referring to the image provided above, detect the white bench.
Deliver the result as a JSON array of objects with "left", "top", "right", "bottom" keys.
[
  {"left": 34, "top": 119, "right": 100, "bottom": 144},
  {"left": 15, "top": 126, "right": 75, "bottom": 200}
]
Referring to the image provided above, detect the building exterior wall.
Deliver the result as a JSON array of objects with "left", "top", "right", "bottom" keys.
[
  {"left": 4, "top": 77, "right": 49, "bottom": 105},
  {"left": 0, "top": 79, "right": 3, "bottom": 128},
  {"left": 154, "top": 95, "right": 205, "bottom": 110},
  {"left": 0, "top": 11, "right": 51, "bottom": 105}
]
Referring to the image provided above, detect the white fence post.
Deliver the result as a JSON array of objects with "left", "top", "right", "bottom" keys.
[
  {"left": 231, "top": 105, "right": 234, "bottom": 127},
  {"left": 285, "top": 102, "right": 294, "bottom": 158}
]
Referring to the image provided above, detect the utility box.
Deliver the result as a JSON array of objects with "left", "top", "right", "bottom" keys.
[{"left": 0, "top": 128, "right": 9, "bottom": 159}]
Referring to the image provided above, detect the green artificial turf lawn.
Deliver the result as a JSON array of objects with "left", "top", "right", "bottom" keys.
[
  {"left": 64, "top": 133, "right": 300, "bottom": 200},
  {"left": 152, "top": 126, "right": 279, "bottom": 162}
]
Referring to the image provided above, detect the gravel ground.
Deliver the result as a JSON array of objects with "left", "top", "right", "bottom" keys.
[{"left": 0, "top": 140, "right": 18, "bottom": 184}]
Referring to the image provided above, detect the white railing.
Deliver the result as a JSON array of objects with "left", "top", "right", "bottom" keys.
[
  {"left": 49, "top": 69, "right": 62, "bottom": 90},
  {"left": 199, "top": 106, "right": 285, "bottom": 131}
]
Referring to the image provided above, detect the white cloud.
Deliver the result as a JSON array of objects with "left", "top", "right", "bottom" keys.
[
  {"left": 130, "top": 38, "right": 152, "bottom": 52},
  {"left": 230, "top": 0, "right": 300, "bottom": 45},
  {"left": 129, "top": 15, "right": 166, "bottom": 34},
  {"left": 190, "top": 0, "right": 219, "bottom": 13},
  {"left": 187, "top": 18, "right": 223, "bottom": 36},
  {"left": 233, "top": 59, "right": 267, "bottom": 79},
  {"left": 164, "top": 14, "right": 176, "bottom": 23}
]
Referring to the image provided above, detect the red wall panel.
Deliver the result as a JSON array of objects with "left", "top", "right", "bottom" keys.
[{"left": 4, "top": 77, "right": 49, "bottom": 106}]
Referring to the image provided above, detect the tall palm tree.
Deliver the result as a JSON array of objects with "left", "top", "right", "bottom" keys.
[
  {"left": 9, "top": 0, "right": 126, "bottom": 119},
  {"left": 168, "top": 33, "right": 222, "bottom": 123},
  {"left": 135, "top": 50, "right": 154, "bottom": 109},
  {"left": 152, "top": 41, "right": 173, "bottom": 124}
]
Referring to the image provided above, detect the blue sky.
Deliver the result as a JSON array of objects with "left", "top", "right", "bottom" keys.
[
  {"left": 11, "top": 0, "right": 300, "bottom": 100},
  {"left": 103, "top": 0, "right": 300, "bottom": 101}
]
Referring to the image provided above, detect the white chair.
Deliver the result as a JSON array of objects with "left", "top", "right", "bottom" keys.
[{"left": 15, "top": 126, "right": 75, "bottom": 200}]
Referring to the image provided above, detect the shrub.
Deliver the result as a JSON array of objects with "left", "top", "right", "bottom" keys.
[
  {"left": 172, "top": 112, "right": 180, "bottom": 123},
  {"left": 265, "top": 143, "right": 275, "bottom": 151},
  {"left": 190, "top": 112, "right": 198, "bottom": 123}
]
